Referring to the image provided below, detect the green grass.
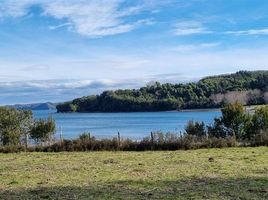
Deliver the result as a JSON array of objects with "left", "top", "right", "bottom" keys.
[{"left": 0, "top": 147, "right": 268, "bottom": 200}]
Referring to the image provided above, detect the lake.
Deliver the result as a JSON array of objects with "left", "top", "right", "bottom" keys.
[{"left": 33, "top": 110, "right": 221, "bottom": 140}]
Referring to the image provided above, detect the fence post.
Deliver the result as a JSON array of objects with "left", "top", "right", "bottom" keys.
[
  {"left": 117, "top": 132, "right": 121, "bottom": 150},
  {"left": 151, "top": 132, "right": 154, "bottom": 150},
  {"left": 25, "top": 133, "right": 29, "bottom": 152},
  {"left": 49, "top": 133, "right": 52, "bottom": 146},
  {"left": 60, "top": 126, "right": 64, "bottom": 145},
  {"left": 180, "top": 131, "right": 183, "bottom": 145}
]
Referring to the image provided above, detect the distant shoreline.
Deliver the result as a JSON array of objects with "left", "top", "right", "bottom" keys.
[
  {"left": 9, "top": 103, "right": 265, "bottom": 113},
  {"left": 179, "top": 108, "right": 220, "bottom": 112}
]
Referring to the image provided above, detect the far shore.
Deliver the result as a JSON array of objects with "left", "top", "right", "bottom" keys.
[
  {"left": 179, "top": 108, "right": 220, "bottom": 112},
  {"left": 176, "top": 105, "right": 264, "bottom": 113}
]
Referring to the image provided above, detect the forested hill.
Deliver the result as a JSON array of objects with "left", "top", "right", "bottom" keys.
[{"left": 57, "top": 71, "right": 268, "bottom": 112}]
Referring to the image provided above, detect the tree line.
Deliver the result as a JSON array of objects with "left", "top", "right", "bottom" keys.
[
  {"left": 57, "top": 70, "right": 268, "bottom": 113},
  {"left": 0, "top": 103, "right": 267, "bottom": 153}
]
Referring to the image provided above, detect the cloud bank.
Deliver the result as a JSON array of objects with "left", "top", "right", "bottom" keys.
[{"left": 0, "top": 73, "right": 196, "bottom": 105}]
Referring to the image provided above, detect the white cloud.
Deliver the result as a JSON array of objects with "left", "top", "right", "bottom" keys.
[
  {"left": 0, "top": 0, "right": 157, "bottom": 37},
  {"left": 173, "top": 20, "right": 212, "bottom": 36},
  {"left": 224, "top": 28, "right": 268, "bottom": 36},
  {"left": 1, "top": 44, "right": 268, "bottom": 83},
  {"left": 173, "top": 20, "right": 268, "bottom": 37},
  {"left": 1, "top": 45, "right": 268, "bottom": 104},
  {"left": 171, "top": 42, "right": 220, "bottom": 52},
  {"left": 0, "top": 0, "right": 37, "bottom": 18},
  {"left": 0, "top": 73, "right": 195, "bottom": 104},
  {"left": 48, "top": 23, "right": 72, "bottom": 30},
  {"left": 42, "top": 0, "right": 138, "bottom": 37}
]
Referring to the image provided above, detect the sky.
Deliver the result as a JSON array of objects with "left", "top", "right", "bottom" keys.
[{"left": 0, "top": 0, "right": 268, "bottom": 105}]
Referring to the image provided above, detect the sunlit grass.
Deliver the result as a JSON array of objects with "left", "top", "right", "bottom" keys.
[{"left": 0, "top": 147, "right": 268, "bottom": 199}]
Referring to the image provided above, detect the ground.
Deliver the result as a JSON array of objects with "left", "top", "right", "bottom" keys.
[{"left": 0, "top": 147, "right": 268, "bottom": 200}]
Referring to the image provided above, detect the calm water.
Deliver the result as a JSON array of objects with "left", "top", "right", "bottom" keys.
[{"left": 33, "top": 110, "right": 221, "bottom": 140}]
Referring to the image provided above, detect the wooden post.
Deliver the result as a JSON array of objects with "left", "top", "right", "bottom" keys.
[
  {"left": 48, "top": 134, "right": 51, "bottom": 146},
  {"left": 25, "top": 134, "right": 29, "bottom": 152},
  {"left": 180, "top": 131, "right": 183, "bottom": 145},
  {"left": 260, "top": 131, "right": 263, "bottom": 144},
  {"left": 60, "top": 126, "right": 63, "bottom": 145},
  {"left": 117, "top": 132, "right": 121, "bottom": 150},
  {"left": 151, "top": 132, "right": 154, "bottom": 150},
  {"left": 88, "top": 132, "right": 91, "bottom": 151}
]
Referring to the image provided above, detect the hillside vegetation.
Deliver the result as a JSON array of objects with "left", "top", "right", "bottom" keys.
[
  {"left": 0, "top": 148, "right": 267, "bottom": 199},
  {"left": 57, "top": 71, "right": 268, "bottom": 112}
]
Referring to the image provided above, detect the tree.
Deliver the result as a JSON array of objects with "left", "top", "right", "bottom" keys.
[
  {"left": 18, "top": 110, "right": 33, "bottom": 148},
  {"left": 0, "top": 107, "right": 20, "bottom": 146},
  {"left": 0, "top": 107, "right": 33, "bottom": 146},
  {"left": 79, "top": 132, "right": 91, "bottom": 142},
  {"left": 185, "top": 120, "right": 206, "bottom": 138},
  {"left": 220, "top": 102, "right": 247, "bottom": 139},
  {"left": 30, "top": 117, "right": 56, "bottom": 144},
  {"left": 245, "top": 106, "right": 268, "bottom": 138},
  {"left": 207, "top": 118, "right": 226, "bottom": 138}
]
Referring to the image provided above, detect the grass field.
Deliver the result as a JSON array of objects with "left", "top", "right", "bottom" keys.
[{"left": 0, "top": 147, "right": 268, "bottom": 200}]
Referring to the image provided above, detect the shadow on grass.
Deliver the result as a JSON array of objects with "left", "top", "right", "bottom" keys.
[{"left": 1, "top": 177, "right": 268, "bottom": 200}]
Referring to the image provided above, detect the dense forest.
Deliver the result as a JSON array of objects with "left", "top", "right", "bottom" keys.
[{"left": 57, "top": 71, "right": 268, "bottom": 113}]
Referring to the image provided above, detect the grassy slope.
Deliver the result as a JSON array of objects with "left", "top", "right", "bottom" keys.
[{"left": 0, "top": 147, "right": 268, "bottom": 200}]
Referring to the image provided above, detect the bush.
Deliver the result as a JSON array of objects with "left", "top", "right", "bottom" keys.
[
  {"left": 0, "top": 145, "right": 24, "bottom": 153},
  {"left": 30, "top": 117, "right": 56, "bottom": 144},
  {"left": 250, "top": 132, "right": 268, "bottom": 146},
  {"left": 185, "top": 121, "right": 206, "bottom": 138},
  {"left": 205, "top": 137, "right": 237, "bottom": 148}
]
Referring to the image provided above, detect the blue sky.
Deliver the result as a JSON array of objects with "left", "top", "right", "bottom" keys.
[{"left": 0, "top": 0, "right": 268, "bottom": 104}]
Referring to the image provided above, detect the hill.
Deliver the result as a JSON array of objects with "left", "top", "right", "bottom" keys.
[
  {"left": 57, "top": 71, "right": 268, "bottom": 112},
  {"left": 9, "top": 102, "right": 56, "bottom": 110}
]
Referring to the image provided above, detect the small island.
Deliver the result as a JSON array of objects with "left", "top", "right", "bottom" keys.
[{"left": 57, "top": 70, "right": 268, "bottom": 113}]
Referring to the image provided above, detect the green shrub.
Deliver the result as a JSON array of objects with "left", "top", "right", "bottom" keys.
[{"left": 0, "top": 145, "right": 24, "bottom": 153}]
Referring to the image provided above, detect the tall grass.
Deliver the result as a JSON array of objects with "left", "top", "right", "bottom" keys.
[{"left": 1, "top": 131, "right": 267, "bottom": 153}]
